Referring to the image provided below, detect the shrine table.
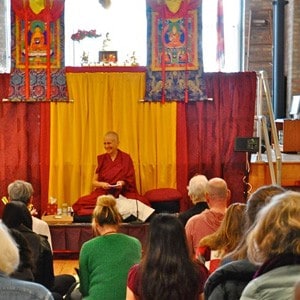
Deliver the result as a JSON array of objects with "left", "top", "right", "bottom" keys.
[{"left": 49, "top": 222, "right": 149, "bottom": 258}]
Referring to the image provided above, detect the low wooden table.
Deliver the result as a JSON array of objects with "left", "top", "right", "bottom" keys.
[
  {"left": 49, "top": 222, "right": 149, "bottom": 258},
  {"left": 42, "top": 214, "right": 73, "bottom": 225}
]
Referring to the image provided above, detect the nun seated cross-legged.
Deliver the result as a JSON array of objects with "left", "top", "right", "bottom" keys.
[{"left": 72, "top": 131, "right": 154, "bottom": 223}]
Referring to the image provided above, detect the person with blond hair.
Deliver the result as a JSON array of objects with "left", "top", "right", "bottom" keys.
[
  {"left": 178, "top": 174, "right": 209, "bottom": 226},
  {"left": 294, "top": 281, "right": 300, "bottom": 300},
  {"left": 79, "top": 194, "right": 142, "bottom": 300},
  {"left": 240, "top": 190, "right": 300, "bottom": 300},
  {"left": 0, "top": 222, "right": 54, "bottom": 300},
  {"left": 204, "top": 184, "right": 285, "bottom": 300},
  {"left": 196, "top": 202, "right": 246, "bottom": 273}
]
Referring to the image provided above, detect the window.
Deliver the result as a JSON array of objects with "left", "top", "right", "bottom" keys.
[
  {"left": 1, "top": 0, "right": 242, "bottom": 72},
  {"left": 202, "top": 0, "right": 242, "bottom": 72},
  {"left": 65, "top": 0, "right": 242, "bottom": 71},
  {"left": 0, "top": 0, "right": 11, "bottom": 73},
  {"left": 64, "top": 0, "right": 147, "bottom": 66}
]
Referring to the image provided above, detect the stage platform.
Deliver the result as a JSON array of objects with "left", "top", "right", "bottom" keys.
[
  {"left": 249, "top": 152, "right": 300, "bottom": 192},
  {"left": 49, "top": 152, "right": 299, "bottom": 258},
  {"left": 49, "top": 222, "right": 149, "bottom": 258}
]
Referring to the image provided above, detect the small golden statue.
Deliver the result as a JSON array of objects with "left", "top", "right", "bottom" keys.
[
  {"left": 130, "top": 51, "right": 139, "bottom": 66},
  {"left": 102, "top": 32, "right": 112, "bottom": 51},
  {"left": 81, "top": 51, "right": 89, "bottom": 65}
]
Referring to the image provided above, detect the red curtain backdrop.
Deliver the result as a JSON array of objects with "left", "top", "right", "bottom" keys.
[
  {"left": 0, "top": 99, "right": 50, "bottom": 217},
  {"left": 177, "top": 72, "right": 257, "bottom": 209},
  {"left": 0, "top": 72, "right": 256, "bottom": 215}
]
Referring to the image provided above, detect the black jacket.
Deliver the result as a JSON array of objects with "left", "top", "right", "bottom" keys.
[
  {"left": 178, "top": 202, "right": 209, "bottom": 226},
  {"left": 204, "top": 259, "right": 258, "bottom": 300},
  {"left": 17, "top": 224, "right": 55, "bottom": 289}
]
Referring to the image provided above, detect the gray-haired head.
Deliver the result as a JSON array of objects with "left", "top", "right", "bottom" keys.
[
  {"left": 187, "top": 175, "right": 208, "bottom": 204},
  {"left": 7, "top": 180, "right": 34, "bottom": 205}
]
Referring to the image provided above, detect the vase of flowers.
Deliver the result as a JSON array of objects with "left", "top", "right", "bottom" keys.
[
  {"left": 71, "top": 29, "right": 101, "bottom": 42},
  {"left": 71, "top": 30, "right": 102, "bottom": 66}
]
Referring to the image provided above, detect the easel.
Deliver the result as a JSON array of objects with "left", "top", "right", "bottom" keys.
[
  {"left": 255, "top": 70, "right": 282, "bottom": 186},
  {"left": 237, "top": 71, "right": 282, "bottom": 200}
]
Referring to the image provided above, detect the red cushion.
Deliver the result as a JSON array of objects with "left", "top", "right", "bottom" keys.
[{"left": 144, "top": 188, "right": 182, "bottom": 202}]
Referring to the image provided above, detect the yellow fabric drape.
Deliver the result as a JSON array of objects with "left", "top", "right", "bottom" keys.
[
  {"left": 29, "top": 0, "right": 46, "bottom": 15},
  {"left": 49, "top": 71, "right": 177, "bottom": 207}
]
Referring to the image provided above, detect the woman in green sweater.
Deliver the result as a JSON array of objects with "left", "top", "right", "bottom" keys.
[{"left": 79, "top": 195, "right": 142, "bottom": 300}]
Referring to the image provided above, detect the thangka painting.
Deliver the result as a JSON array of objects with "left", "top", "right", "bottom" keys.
[
  {"left": 145, "top": 0, "right": 207, "bottom": 102},
  {"left": 8, "top": 0, "right": 68, "bottom": 101},
  {"left": 15, "top": 18, "right": 61, "bottom": 69},
  {"left": 151, "top": 10, "right": 198, "bottom": 71}
]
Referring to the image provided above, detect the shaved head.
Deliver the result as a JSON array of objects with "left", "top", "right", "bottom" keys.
[
  {"left": 104, "top": 131, "right": 119, "bottom": 142},
  {"left": 206, "top": 177, "right": 229, "bottom": 200}
]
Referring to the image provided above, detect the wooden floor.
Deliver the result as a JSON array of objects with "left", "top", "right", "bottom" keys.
[{"left": 53, "top": 259, "right": 79, "bottom": 276}]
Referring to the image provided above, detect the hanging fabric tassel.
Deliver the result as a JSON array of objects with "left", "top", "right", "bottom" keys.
[
  {"left": 45, "top": 0, "right": 51, "bottom": 100},
  {"left": 24, "top": 12, "right": 30, "bottom": 100},
  {"left": 161, "top": 4, "right": 167, "bottom": 104},
  {"left": 183, "top": 0, "right": 189, "bottom": 103},
  {"left": 216, "top": 0, "right": 225, "bottom": 71}
]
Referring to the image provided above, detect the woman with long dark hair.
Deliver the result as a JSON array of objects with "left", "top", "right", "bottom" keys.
[{"left": 126, "top": 214, "right": 209, "bottom": 300}]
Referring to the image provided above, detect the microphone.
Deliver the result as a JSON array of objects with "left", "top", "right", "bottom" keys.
[{"left": 130, "top": 199, "right": 143, "bottom": 225}]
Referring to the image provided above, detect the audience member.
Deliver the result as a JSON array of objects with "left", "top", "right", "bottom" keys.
[
  {"left": 223, "top": 184, "right": 286, "bottom": 263},
  {"left": 185, "top": 177, "right": 230, "bottom": 255},
  {"left": 79, "top": 195, "right": 142, "bottom": 300},
  {"left": 204, "top": 184, "right": 285, "bottom": 300},
  {"left": 295, "top": 281, "right": 300, "bottom": 300},
  {"left": 241, "top": 190, "right": 300, "bottom": 299},
  {"left": 196, "top": 202, "right": 246, "bottom": 273},
  {"left": 8, "top": 179, "right": 53, "bottom": 250},
  {"left": 9, "top": 228, "right": 35, "bottom": 281},
  {"left": 2, "top": 201, "right": 75, "bottom": 300},
  {"left": 126, "top": 214, "right": 209, "bottom": 300},
  {"left": 0, "top": 222, "right": 54, "bottom": 300},
  {"left": 72, "top": 131, "right": 154, "bottom": 222},
  {"left": 178, "top": 174, "right": 209, "bottom": 226}
]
